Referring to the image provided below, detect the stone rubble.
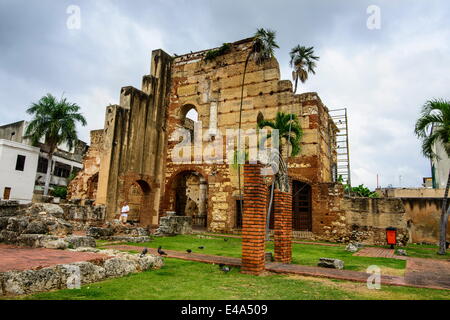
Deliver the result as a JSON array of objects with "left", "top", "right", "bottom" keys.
[
  {"left": 317, "top": 258, "right": 344, "bottom": 270},
  {"left": 0, "top": 249, "right": 164, "bottom": 296}
]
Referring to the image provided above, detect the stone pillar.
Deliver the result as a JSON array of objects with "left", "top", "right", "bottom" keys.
[
  {"left": 241, "top": 163, "right": 267, "bottom": 275},
  {"left": 208, "top": 101, "right": 218, "bottom": 138},
  {"left": 274, "top": 190, "right": 293, "bottom": 263},
  {"left": 199, "top": 181, "right": 207, "bottom": 216}
]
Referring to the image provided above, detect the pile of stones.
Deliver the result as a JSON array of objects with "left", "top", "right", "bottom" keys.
[
  {"left": 86, "top": 221, "right": 151, "bottom": 243},
  {"left": 154, "top": 212, "right": 192, "bottom": 236},
  {"left": 0, "top": 203, "right": 96, "bottom": 249},
  {"left": 0, "top": 248, "right": 164, "bottom": 296}
]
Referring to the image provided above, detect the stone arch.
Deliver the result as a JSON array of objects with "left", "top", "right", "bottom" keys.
[
  {"left": 123, "top": 179, "right": 153, "bottom": 225},
  {"left": 165, "top": 168, "right": 209, "bottom": 229}
]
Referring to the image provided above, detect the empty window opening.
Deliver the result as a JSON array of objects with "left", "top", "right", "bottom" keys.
[{"left": 15, "top": 155, "right": 26, "bottom": 171}]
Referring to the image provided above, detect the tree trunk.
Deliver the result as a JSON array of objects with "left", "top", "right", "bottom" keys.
[
  {"left": 43, "top": 153, "right": 53, "bottom": 196},
  {"left": 237, "top": 54, "right": 251, "bottom": 222},
  {"left": 438, "top": 169, "right": 450, "bottom": 255},
  {"left": 266, "top": 181, "right": 275, "bottom": 241}
]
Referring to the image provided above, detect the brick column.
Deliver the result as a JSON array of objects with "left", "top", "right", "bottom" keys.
[
  {"left": 274, "top": 190, "right": 292, "bottom": 263},
  {"left": 241, "top": 163, "right": 267, "bottom": 275}
]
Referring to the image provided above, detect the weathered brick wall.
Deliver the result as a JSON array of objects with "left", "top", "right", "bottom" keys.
[
  {"left": 163, "top": 39, "right": 338, "bottom": 233},
  {"left": 313, "top": 196, "right": 409, "bottom": 245},
  {"left": 81, "top": 38, "right": 340, "bottom": 233},
  {"left": 241, "top": 164, "right": 267, "bottom": 275},
  {"left": 274, "top": 190, "right": 292, "bottom": 263},
  {"left": 96, "top": 50, "right": 173, "bottom": 227},
  {"left": 401, "top": 198, "right": 450, "bottom": 244},
  {"left": 67, "top": 130, "right": 104, "bottom": 201}
]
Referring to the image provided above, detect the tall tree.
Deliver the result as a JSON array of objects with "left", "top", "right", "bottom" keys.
[
  {"left": 25, "top": 94, "right": 87, "bottom": 196},
  {"left": 258, "top": 112, "right": 303, "bottom": 240},
  {"left": 414, "top": 99, "right": 450, "bottom": 255},
  {"left": 290, "top": 45, "right": 319, "bottom": 94},
  {"left": 237, "top": 28, "right": 279, "bottom": 215}
]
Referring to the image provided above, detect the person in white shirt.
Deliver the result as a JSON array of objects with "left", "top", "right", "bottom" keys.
[{"left": 120, "top": 202, "right": 130, "bottom": 225}]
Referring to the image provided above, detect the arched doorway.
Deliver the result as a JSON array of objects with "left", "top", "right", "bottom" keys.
[
  {"left": 126, "top": 180, "right": 152, "bottom": 224},
  {"left": 292, "top": 180, "right": 312, "bottom": 231},
  {"left": 171, "top": 171, "right": 208, "bottom": 229}
]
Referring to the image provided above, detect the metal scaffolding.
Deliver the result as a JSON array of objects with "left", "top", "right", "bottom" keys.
[{"left": 329, "top": 108, "right": 351, "bottom": 187}]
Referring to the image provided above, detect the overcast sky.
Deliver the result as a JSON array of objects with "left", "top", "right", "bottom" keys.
[{"left": 0, "top": 0, "right": 449, "bottom": 189}]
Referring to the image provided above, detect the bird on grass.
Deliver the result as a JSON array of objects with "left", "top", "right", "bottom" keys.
[
  {"left": 224, "top": 238, "right": 229, "bottom": 242},
  {"left": 198, "top": 246, "right": 205, "bottom": 250},
  {"left": 139, "top": 248, "right": 148, "bottom": 258},
  {"left": 219, "top": 264, "right": 231, "bottom": 273},
  {"left": 186, "top": 249, "right": 192, "bottom": 254},
  {"left": 157, "top": 246, "right": 167, "bottom": 256}
]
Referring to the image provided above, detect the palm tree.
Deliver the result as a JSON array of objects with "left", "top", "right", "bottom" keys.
[
  {"left": 258, "top": 112, "right": 303, "bottom": 159},
  {"left": 290, "top": 45, "right": 319, "bottom": 94},
  {"left": 258, "top": 112, "right": 303, "bottom": 240},
  {"left": 414, "top": 99, "right": 450, "bottom": 255},
  {"left": 237, "top": 28, "right": 279, "bottom": 217},
  {"left": 25, "top": 94, "right": 87, "bottom": 196}
]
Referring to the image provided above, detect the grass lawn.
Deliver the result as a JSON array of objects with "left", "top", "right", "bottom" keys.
[
  {"left": 16, "top": 258, "right": 449, "bottom": 300},
  {"left": 398, "top": 244, "right": 450, "bottom": 260},
  {"left": 103, "top": 234, "right": 407, "bottom": 276}
]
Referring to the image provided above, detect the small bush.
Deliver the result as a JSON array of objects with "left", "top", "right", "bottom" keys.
[
  {"left": 52, "top": 186, "right": 68, "bottom": 199},
  {"left": 204, "top": 43, "right": 232, "bottom": 62},
  {"left": 344, "top": 184, "right": 379, "bottom": 198}
]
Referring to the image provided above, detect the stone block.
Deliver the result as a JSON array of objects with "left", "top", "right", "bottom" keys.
[
  {"left": 318, "top": 258, "right": 344, "bottom": 270},
  {"left": 66, "top": 235, "right": 96, "bottom": 248},
  {"left": 2, "top": 267, "right": 61, "bottom": 295},
  {"left": 103, "top": 258, "right": 138, "bottom": 277}
]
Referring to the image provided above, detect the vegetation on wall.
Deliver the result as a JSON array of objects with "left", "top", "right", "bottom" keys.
[
  {"left": 344, "top": 184, "right": 379, "bottom": 198},
  {"left": 204, "top": 43, "right": 232, "bottom": 62}
]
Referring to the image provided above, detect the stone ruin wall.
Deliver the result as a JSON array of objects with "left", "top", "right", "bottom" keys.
[
  {"left": 67, "top": 38, "right": 350, "bottom": 236},
  {"left": 162, "top": 39, "right": 339, "bottom": 233},
  {"left": 94, "top": 50, "right": 173, "bottom": 227},
  {"left": 67, "top": 129, "right": 104, "bottom": 202}
]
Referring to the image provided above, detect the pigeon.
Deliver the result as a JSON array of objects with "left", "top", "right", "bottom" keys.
[
  {"left": 224, "top": 238, "right": 229, "bottom": 242},
  {"left": 186, "top": 249, "right": 192, "bottom": 254},
  {"left": 198, "top": 246, "right": 205, "bottom": 250},
  {"left": 157, "top": 246, "right": 167, "bottom": 256},
  {"left": 139, "top": 248, "right": 148, "bottom": 258},
  {"left": 220, "top": 265, "right": 231, "bottom": 273}
]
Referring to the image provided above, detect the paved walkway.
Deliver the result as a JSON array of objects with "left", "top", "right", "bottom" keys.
[
  {"left": 355, "top": 247, "right": 450, "bottom": 290},
  {"left": 353, "top": 247, "right": 408, "bottom": 260},
  {"left": 0, "top": 244, "right": 109, "bottom": 272},
  {"left": 105, "top": 245, "right": 449, "bottom": 291}
]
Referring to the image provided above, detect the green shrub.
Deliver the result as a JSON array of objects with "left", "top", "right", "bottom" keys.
[
  {"left": 204, "top": 43, "right": 232, "bottom": 62},
  {"left": 52, "top": 186, "right": 68, "bottom": 199},
  {"left": 344, "top": 184, "right": 379, "bottom": 198}
]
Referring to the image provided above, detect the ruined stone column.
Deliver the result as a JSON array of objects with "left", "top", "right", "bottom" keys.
[
  {"left": 241, "top": 163, "right": 267, "bottom": 275},
  {"left": 274, "top": 190, "right": 293, "bottom": 263}
]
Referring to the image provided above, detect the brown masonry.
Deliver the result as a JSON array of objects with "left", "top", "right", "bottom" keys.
[
  {"left": 241, "top": 164, "right": 267, "bottom": 275},
  {"left": 274, "top": 190, "right": 293, "bottom": 263}
]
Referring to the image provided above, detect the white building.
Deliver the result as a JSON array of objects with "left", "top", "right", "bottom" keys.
[
  {"left": 0, "top": 139, "right": 40, "bottom": 203},
  {"left": 0, "top": 120, "right": 87, "bottom": 194}
]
